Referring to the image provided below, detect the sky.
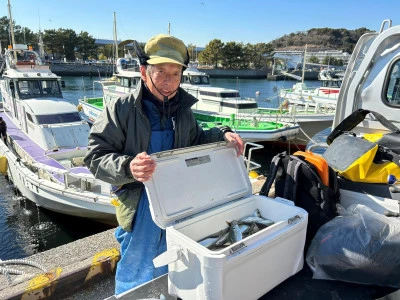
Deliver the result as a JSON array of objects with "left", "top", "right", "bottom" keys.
[{"left": 3, "top": 0, "right": 400, "bottom": 47}]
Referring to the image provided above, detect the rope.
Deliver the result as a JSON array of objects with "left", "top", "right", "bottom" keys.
[
  {"left": 0, "top": 259, "right": 47, "bottom": 272},
  {"left": 0, "top": 266, "right": 25, "bottom": 275},
  {"left": 0, "top": 258, "right": 47, "bottom": 286}
]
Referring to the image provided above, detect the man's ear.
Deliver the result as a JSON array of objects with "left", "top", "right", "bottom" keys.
[{"left": 140, "top": 65, "right": 147, "bottom": 81}]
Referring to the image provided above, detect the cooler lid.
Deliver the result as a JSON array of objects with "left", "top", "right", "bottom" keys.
[{"left": 144, "top": 142, "right": 252, "bottom": 229}]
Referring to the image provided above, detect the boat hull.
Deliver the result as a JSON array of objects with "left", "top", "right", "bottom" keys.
[
  {"left": 0, "top": 141, "right": 117, "bottom": 226},
  {"left": 79, "top": 101, "right": 102, "bottom": 123}
]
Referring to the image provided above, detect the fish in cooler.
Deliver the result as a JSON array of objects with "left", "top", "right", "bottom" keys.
[{"left": 197, "top": 208, "right": 275, "bottom": 250}]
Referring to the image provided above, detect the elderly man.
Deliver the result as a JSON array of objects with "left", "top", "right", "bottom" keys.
[{"left": 84, "top": 33, "right": 244, "bottom": 295}]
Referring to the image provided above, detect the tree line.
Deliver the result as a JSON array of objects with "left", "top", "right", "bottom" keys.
[{"left": 0, "top": 16, "right": 372, "bottom": 68}]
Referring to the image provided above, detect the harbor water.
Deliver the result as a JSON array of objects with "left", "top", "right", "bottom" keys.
[{"left": 0, "top": 76, "right": 324, "bottom": 260}]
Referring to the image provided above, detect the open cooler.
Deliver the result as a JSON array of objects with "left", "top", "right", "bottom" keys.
[{"left": 144, "top": 142, "right": 308, "bottom": 300}]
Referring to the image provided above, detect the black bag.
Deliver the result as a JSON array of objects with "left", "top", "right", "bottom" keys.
[
  {"left": 306, "top": 204, "right": 400, "bottom": 288},
  {"left": 260, "top": 151, "right": 340, "bottom": 245}
]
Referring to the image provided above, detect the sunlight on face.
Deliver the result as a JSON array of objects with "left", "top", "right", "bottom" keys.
[{"left": 142, "top": 63, "right": 182, "bottom": 101}]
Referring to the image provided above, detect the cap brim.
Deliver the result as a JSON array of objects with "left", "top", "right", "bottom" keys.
[{"left": 147, "top": 57, "right": 187, "bottom": 67}]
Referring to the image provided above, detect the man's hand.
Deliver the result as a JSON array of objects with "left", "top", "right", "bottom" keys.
[
  {"left": 129, "top": 152, "right": 156, "bottom": 182},
  {"left": 223, "top": 132, "right": 244, "bottom": 156}
]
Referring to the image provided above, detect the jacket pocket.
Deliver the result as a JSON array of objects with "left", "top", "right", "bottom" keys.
[{"left": 115, "top": 187, "right": 142, "bottom": 232}]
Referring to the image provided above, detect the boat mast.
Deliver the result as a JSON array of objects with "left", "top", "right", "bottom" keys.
[
  {"left": 113, "top": 12, "right": 118, "bottom": 72},
  {"left": 38, "top": 12, "right": 45, "bottom": 60},
  {"left": 301, "top": 44, "right": 307, "bottom": 83},
  {"left": 38, "top": 31, "right": 45, "bottom": 59},
  {"left": 7, "top": 0, "right": 17, "bottom": 60}
]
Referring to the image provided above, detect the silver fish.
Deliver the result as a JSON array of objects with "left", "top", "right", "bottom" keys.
[
  {"left": 214, "top": 231, "right": 230, "bottom": 247},
  {"left": 198, "top": 237, "right": 220, "bottom": 248},
  {"left": 228, "top": 220, "right": 242, "bottom": 243},
  {"left": 197, "top": 228, "right": 229, "bottom": 249},
  {"left": 254, "top": 209, "right": 262, "bottom": 218},
  {"left": 239, "top": 216, "right": 274, "bottom": 228}
]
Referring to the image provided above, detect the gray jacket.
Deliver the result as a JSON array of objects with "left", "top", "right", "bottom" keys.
[{"left": 84, "top": 82, "right": 229, "bottom": 230}]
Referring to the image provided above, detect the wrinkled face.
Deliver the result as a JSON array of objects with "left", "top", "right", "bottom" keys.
[{"left": 141, "top": 63, "right": 182, "bottom": 101}]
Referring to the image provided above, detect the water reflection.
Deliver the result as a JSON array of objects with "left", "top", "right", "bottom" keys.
[{"left": 0, "top": 175, "right": 113, "bottom": 259}]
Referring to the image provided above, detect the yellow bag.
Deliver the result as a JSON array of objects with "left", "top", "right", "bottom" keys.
[
  {"left": 324, "top": 109, "right": 400, "bottom": 184},
  {"left": 323, "top": 134, "right": 400, "bottom": 183}
]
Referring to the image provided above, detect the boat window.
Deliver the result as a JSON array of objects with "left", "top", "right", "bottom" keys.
[
  {"left": 181, "top": 76, "right": 190, "bottom": 83},
  {"left": 36, "top": 112, "right": 82, "bottom": 125},
  {"left": 121, "top": 78, "right": 129, "bottom": 87},
  {"left": 130, "top": 77, "right": 140, "bottom": 88},
  {"left": 386, "top": 61, "right": 400, "bottom": 105},
  {"left": 16, "top": 80, "right": 62, "bottom": 99},
  {"left": 199, "top": 91, "right": 240, "bottom": 98},
  {"left": 17, "top": 80, "right": 41, "bottom": 98},
  {"left": 321, "top": 80, "right": 341, "bottom": 88},
  {"left": 26, "top": 112, "right": 34, "bottom": 123},
  {"left": 192, "top": 76, "right": 201, "bottom": 84},
  {"left": 220, "top": 92, "right": 240, "bottom": 98},
  {"left": 41, "top": 80, "right": 62, "bottom": 96},
  {"left": 202, "top": 76, "right": 209, "bottom": 84}
]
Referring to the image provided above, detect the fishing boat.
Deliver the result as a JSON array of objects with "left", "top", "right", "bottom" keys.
[
  {"left": 180, "top": 63, "right": 300, "bottom": 141},
  {"left": 78, "top": 56, "right": 141, "bottom": 123},
  {"left": 278, "top": 69, "right": 341, "bottom": 107},
  {"left": 278, "top": 44, "right": 341, "bottom": 108},
  {"left": 0, "top": 41, "right": 117, "bottom": 225},
  {"left": 268, "top": 48, "right": 340, "bottom": 146},
  {"left": 78, "top": 15, "right": 142, "bottom": 123}
]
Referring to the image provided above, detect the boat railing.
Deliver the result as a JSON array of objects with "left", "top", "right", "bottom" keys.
[
  {"left": 31, "top": 161, "right": 112, "bottom": 196},
  {"left": 243, "top": 142, "right": 264, "bottom": 173}
]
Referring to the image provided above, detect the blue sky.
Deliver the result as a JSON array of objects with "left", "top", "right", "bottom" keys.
[{"left": 4, "top": 0, "right": 400, "bottom": 47}]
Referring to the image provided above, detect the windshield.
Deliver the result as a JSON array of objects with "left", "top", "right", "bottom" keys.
[
  {"left": 35, "top": 112, "right": 81, "bottom": 125},
  {"left": 17, "top": 79, "right": 62, "bottom": 99}
]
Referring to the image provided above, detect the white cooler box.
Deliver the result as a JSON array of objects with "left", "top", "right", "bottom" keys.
[{"left": 144, "top": 142, "right": 308, "bottom": 300}]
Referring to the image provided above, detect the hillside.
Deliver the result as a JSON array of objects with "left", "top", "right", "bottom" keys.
[{"left": 269, "top": 27, "right": 372, "bottom": 53}]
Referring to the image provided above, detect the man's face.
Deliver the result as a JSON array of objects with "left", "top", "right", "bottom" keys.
[{"left": 141, "top": 63, "right": 182, "bottom": 101}]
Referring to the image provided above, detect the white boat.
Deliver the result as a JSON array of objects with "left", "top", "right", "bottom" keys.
[
  {"left": 78, "top": 56, "right": 141, "bottom": 123},
  {"left": 79, "top": 15, "right": 142, "bottom": 123},
  {"left": 279, "top": 68, "right": 341, "bottom": 108},
  {"left": 180, "top": 63, "right": 300, "bottom": 142},
  {"left": 265, "top": 68, "right": 340, "bottom": 146},
  {"left": 0, "top": 43, "right": 117, "bottom": 225}
]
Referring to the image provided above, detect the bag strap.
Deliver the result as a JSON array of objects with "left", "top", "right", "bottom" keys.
[
  {"left": 259, "top": 152, "right": 286, "bottom": 196},
  {"left": 283, "top": 159, "right": 297, "bottom": 200},
  {"left": 327, "top": 109, "right": 400, "bottom": 145}
]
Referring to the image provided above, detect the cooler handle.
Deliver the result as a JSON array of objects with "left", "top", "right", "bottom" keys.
[{"left": 153, "top": 247, "right": 182, "bottom": 268}]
